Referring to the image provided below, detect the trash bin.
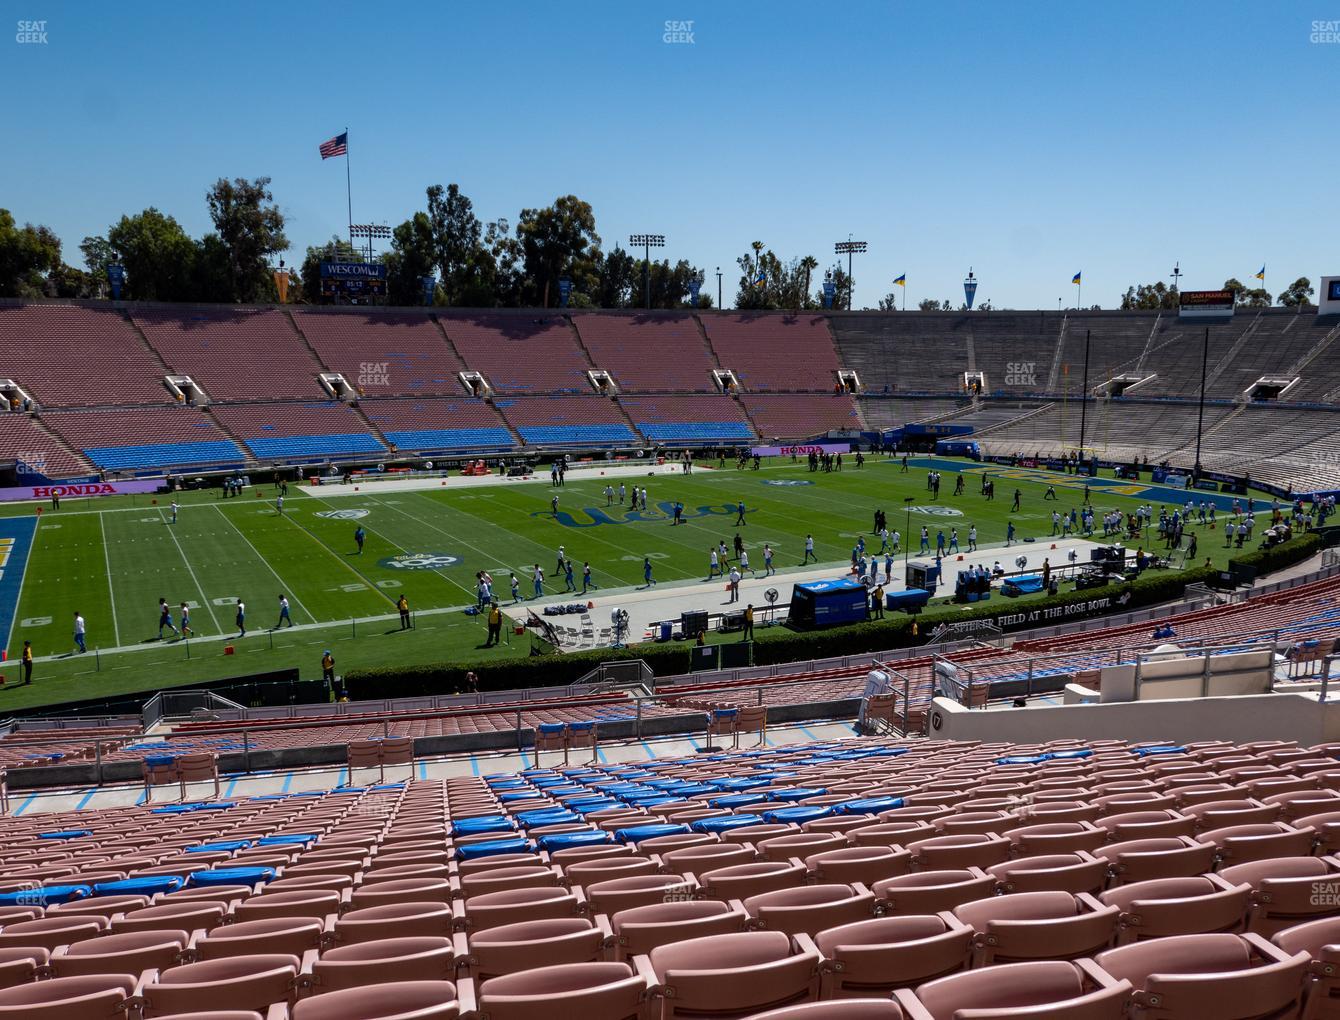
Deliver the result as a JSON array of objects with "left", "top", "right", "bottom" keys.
[{"left": 658, "top": 621, "right": 673, "bottom": 642}]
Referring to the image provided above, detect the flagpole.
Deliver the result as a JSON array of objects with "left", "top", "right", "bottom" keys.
[{"left": 344, "top": 127, "right": 352, "bottom": 252}]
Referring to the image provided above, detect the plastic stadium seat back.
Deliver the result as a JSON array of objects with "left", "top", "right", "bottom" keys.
[
  {"left": 697, "top": 861, "right": 807, "bottom": 901},
  {"left": 142, "top": 954, "right": 300, "bottom": 1015},
  {"left": 1091, "top": 837, "right": 1218, "bottom": 885},
  {"left": 0, "top": 947, "right": 48, "bottom": 990},
  {"left": 458, "top": 886, "right": 583, "bottom": 931},
  {"left": 1096, "top": 932, "right": 1309, "bottom": 1020},
  {"left": 643, "top": 930, "right": 820, "bottom": 1020},
  {"left": 111, "top": 900, "right": 230, "bottom": 935},
  {"left": 952, "top": 890, "right": 1120, "bottom": 965},
  {"left": 746, "top": 1002, "right": 906, "bottom": 1020},
  {"left": 986, "top": 852, "right": 1110, "bottom": 896},
  {"left": 813, "top": 915, "right": 973, "bottom": 998},
  {"left": 460, "top": 918, "right": 606, "bottom": 982},
  {"left": 193, "top": 917, "right": 324, "bottom": 960},
  {"left": 475, "top": 961, "right": 647, "bottom": 1020},
  {"left": 48, "top": 928, "right": 188, "bottom": 978},
  {"left": 742, "top": 884, "right": 877, "bottom": 937},
  {"left": 310, "top": 936, "right": 456, "bottom": 994},
  {"left": 893, "top": 959, "right": 1131, "bottom": 1020},
  {"left": 333, "top": 902, "right": 454, "bottom": 945},
  {"left": 1098, "top": 875, "right": 1252, "bottom": 943},
  {"left": 873, "top": 869, "right": 996, "bottom": 917},
  {"left": 0, "top": 973, "right": 138, "bottom": 1018},
  {"left": 608, "top": 900, "right": 749, "bottom": 960},
  {"left": 291, "top": 980, "right": 463, "bottom": 1020},
  {"left": 657, "top": 843, "right": 757, "bottom": 880}
]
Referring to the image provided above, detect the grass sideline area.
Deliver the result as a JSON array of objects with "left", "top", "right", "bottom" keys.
[{"left": 0, "top": 455, "right": 1284, "bottom": 711}]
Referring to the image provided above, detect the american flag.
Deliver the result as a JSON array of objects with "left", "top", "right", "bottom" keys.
[{"left": 319, "top": 132, "right": 348, "bottom": 159}]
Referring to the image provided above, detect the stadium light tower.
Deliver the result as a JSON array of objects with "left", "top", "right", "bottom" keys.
[
  {"left": 716, "top": 266, "right": 722, "bottom": 309},
  {"left": 1170, "top": 261, "right": 1183, "bottom": 294},
  {"left": 630, "top": 234, "right": 665, "bottom": 309},
  {"left": 350, "top": 223, "right": 392, "bottom": 263},
  {"left": 834, "top": 238, "right": 867, "bottom": 310}
]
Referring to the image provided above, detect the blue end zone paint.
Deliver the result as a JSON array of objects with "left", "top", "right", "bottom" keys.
[
  {"left": 903, "top": 456, "right": 1255, "bottom": 511},
  {"left": 596, "top": 747, "right": 609, "bottom": 763},
  {"left": 13, "top": 794, "right": 37, "bottom": 816},
  {"left": 224, "top": 777, "right": 239, "bottom": 798},
  {"left": 417, "top": 761, "right": 428, "bottom": 780},
  {"left": 74, "top": 788, "right": 97, "bottom": 810},
  {"left": 639, "top": 742, "right": 658, "bottom": 759},
  {"left": 470, "top": 756, "right": 481, "bottom": 776},
  {"left": 0, "top": 516, "right": 38, "bottom": 654},
  {"left": 280, "top": 772, "right": 294, "bottom": 793}
]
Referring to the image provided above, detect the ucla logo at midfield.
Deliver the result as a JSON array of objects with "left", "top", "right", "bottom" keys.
[
  {"left": 762, "top": 479, "right": 814, "bottom": 487},
  {"left": 316, "top": 509, "right": 370, "bottom": 520},
  {"left": 534, "top": 501, "right": 737, "bottom": 529}
]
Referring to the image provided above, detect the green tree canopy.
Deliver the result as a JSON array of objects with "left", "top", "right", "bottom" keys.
[
  {"left": 206, "top": 177, "right": 288, "bottom": 303},
  {"left": 0, "top": 209, "right": 61, "bottom": 298},
  {"left": 1278, "top": 277, "right": 1315, "bottom": 309},
  {"left": 103, "top": 208, "right": 197, "bottom": 301}
]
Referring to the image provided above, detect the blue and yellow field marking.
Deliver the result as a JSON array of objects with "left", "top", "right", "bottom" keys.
[
  {"left": 0, "top": 517, "right": 38, "bottom": 655},
  {"left": 904, "top": 457, "right": 1256, "bottom": 511}
]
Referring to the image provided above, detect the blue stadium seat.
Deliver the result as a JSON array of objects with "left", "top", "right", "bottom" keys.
[
  {"left": 383, "top": 427, "right": 514, "bottom": 450},
  {"left": 515, "top": 425, "right": 636, "bottom": 445},
  {"left": 82, "top": 440, "right": 244, "bottom": 471},
  {"left": 245, "top": 433, "right": 386, "bottom": 458},
  {"left": 636, "top": 422, "right": 755, "bottom": 441}
]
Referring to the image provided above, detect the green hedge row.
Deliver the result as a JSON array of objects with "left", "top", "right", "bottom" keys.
[{"left": 344, "top": 532, "right": 1322, "bottom": 700}]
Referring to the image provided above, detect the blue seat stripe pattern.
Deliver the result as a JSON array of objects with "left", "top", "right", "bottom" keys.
[
  {"left": 383, "top": 428, "right": 514, "bottom": 450},
  {"left": 515, "top": 425, "right": 636, "bottom": 444},
  {"left": 83, "top": 440, "right": 243, "bottom": 470},
  {"left": 636, "top": 422, "right": 755, "bottom": 441},
  {"left": 245, "top": 434, "right": 387, "bottom": 458}
]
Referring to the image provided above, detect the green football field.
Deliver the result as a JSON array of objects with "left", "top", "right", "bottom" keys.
[{"left": 0, "top": 456, "right": 1259, "bottom": 711}]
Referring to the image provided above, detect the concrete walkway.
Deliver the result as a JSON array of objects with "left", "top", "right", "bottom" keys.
[{"left": 5, "top": 719, "right": 859, "bottom": 816}]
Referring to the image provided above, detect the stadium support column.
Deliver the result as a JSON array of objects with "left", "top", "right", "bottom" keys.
[
  {"left": 1078, "top": 330, "right": 1091, "bottom": 452},
  {"left": 1193, "top": 325, "right": 1209, "bottom": 482}
]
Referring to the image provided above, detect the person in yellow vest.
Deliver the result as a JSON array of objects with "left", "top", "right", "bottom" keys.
[
  {"left": 397, "top": 594, "right": 410, "bottom": 630},
  {"left": 872, "top": 583, "right": 885, "bottom": 619},
  {"left": 742, "top": 604, "right": 755, "bottom": 641},
  {"left": 21, "top": 641, "right": 33, "bottom": 685},
  {"left": 485, "top": 600, "right": 503, "bottom": 647},
  {"left": 321, "top": 650, "right": 335, "bottom": 685}
]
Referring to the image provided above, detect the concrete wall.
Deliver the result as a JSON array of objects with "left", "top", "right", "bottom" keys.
[{"left": 928, "top": 690, "right": 1339, "bottom": 746}]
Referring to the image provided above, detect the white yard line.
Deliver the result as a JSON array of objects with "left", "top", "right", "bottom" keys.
[
  {"left": 211, "top": 505, "right": 316, "bottom": 623},
  {"left": 161, "top": 509, "right": 223, "bottom": 632},
  {"left": 98, "top": 513, "right": 122, "bottom": 646}
]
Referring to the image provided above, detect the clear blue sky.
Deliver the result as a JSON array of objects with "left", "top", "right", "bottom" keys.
[{"left": 3, "top": 0, "right": 1335, "bottom": 309}]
